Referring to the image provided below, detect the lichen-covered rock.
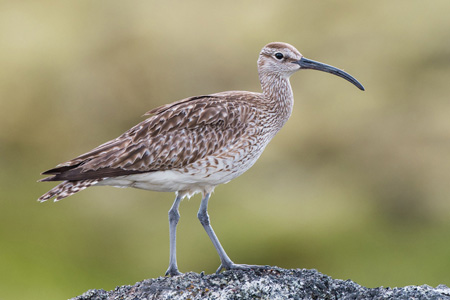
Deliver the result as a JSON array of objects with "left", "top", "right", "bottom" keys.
[{"left": 72, "top": 267, "right": 450, "bottom": 300}]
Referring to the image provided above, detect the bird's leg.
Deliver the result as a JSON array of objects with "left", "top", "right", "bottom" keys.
[
  {"left": 197, "top": 193, "right": 268, "bottom": 273},
  {"left": 165, "top": 194, "right": 182, "bottom": 276}
]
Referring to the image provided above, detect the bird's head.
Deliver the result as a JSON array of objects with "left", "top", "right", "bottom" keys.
[{"left": 258, "top": 42, "right": 364, "bottom": 91}]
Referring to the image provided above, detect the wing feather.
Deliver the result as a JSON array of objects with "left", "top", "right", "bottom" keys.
[{"left": 41, "top": 93, "right": 259, "bottom": 182}]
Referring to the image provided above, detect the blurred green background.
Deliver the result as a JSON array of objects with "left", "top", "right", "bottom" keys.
[{"left": 1, "top": 0, "right": 450, "bottom": 299}]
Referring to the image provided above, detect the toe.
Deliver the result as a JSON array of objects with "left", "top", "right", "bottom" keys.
[
  {"left": 218, "top": 262, "right": 268, "bottom": 273},
  {"left": 165, "top": 268, "right": 182, "bottom": 277}
]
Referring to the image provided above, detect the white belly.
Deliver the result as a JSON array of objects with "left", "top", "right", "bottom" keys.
[{"left": 97, "top": 147, "right": 265, "bottom": 198}]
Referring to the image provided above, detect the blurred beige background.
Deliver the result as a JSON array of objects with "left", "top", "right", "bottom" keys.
[{"left": 1, "top": 1, "right": 450, "bottom": 299}]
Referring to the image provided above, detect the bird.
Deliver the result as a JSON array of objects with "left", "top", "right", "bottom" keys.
[{"left": 38, "top": 42, "right": 364, "bottom": 276}]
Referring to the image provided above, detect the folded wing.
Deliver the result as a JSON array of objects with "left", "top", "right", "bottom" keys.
[{"left": 41, "top": 94, "right": 253, "bottom": 182}]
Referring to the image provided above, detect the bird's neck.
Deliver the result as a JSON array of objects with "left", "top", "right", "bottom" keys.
[{"left": 259, "top": 72, "right": 294, "bottom": 125}]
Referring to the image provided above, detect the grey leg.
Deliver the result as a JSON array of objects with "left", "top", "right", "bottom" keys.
[
  {"left": 165, "top": 194, "right": 182, "bottom": 276},
  {"left": 197, "top": 193, "right": 267, "bottom": 273}
]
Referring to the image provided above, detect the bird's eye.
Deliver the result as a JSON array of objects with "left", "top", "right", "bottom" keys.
[{"left": 274, "top": 52, "right": 284, "bottom": 60}]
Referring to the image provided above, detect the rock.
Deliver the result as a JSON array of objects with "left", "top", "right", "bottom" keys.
[{"left": 71, "top": 267, "right": 450, "bottom": 300}]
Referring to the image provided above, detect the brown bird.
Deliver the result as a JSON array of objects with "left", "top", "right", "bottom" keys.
[{"left": 39, "top": 42, "right": 364, "bottom": 276}]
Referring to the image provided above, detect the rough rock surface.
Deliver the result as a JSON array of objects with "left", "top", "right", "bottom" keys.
[{"left": 72, "top": 267, "right": 450, "bottom": 300}]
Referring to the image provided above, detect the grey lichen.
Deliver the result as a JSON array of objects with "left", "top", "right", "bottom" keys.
[{"left": 72, "top": 267, "right": 450, "bottom": 300}]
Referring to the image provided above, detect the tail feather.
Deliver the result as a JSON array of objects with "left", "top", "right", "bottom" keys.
[{"left": 38, "top": 179, "right": 102, "bottom": 202}]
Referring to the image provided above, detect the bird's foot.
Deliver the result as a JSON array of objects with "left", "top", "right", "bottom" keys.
[
  {"left": 215, "top": 261, "right": 269, "bottom": 274},
  {"left": 165, "top": 266, "right": 182, "bottom": 277}
]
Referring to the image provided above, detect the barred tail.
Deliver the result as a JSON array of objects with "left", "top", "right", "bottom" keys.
[{"left": 38, "top": 179, "right": 101, "bottom": 202}]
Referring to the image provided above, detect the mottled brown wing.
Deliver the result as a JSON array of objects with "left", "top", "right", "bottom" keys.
[{"left": 41, "top": 94, "right": 254, "bottom": 181}]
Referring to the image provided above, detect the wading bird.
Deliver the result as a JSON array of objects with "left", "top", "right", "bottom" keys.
[{"left": 39, "top": 42, "right": 364, "bottom": 276}]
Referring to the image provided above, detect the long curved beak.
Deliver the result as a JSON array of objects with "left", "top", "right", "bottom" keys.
[{"left": 297, "top": 57, "right": 365, "bottom": 91}]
